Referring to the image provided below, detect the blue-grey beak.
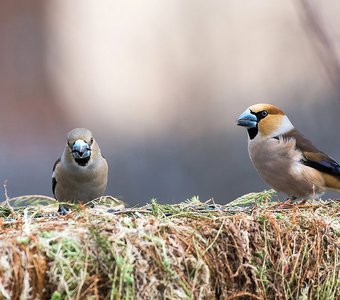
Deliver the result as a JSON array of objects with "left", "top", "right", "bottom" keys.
[
  {"left": 236, "top": 109, "right": 258, "bottom": 128},
  {"left": 72, "top": 139, "right": 91, "bottom": 159}
]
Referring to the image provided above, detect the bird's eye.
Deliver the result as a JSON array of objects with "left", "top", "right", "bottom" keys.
[
  {"left": 261, "top": 110, "right": 268, "bottom": 117},
  {"left": 90, "top": 138, "right": 94, "bottom": 144}
]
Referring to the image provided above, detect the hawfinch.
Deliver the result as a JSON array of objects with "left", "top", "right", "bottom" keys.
[
  {"left": 52, "top": 128, "right": 108, "bottom": 204},
  {"left": 236, "top": 103, "right": 340, "bottom": 199}
]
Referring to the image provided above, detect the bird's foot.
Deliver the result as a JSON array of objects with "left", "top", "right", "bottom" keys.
[
  {"left": 58, "top": 205, "right": 70, "bottom": 215},
  {"left": 273, "top": 197, "right": 297, "bottom": 209},
  {"left": 296, "top": 199, "right": 308, "bottom": 205}
]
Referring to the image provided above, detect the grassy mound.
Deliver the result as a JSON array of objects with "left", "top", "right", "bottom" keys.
[{"left": 0, "top": 191, "right": 339, "bottom": 299}]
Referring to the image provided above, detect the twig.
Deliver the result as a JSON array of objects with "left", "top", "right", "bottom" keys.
[
  {"left": 203, "top": 218, "right": 226, "bottom": 255},
  {"left": 3, "top": 180, "right": 15, "bottom": 216}
]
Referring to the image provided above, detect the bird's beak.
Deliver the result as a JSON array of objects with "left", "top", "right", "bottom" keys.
[
  {"left": 72, "top": 139, "right": 91, "bottom": 159},
  {"left": 236, "top": 109, "right": 258, "bottom": 128}
]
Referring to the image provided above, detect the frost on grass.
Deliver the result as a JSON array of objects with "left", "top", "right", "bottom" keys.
[{"left": 0, "top": 192, "right": 339, "bottom": 300}]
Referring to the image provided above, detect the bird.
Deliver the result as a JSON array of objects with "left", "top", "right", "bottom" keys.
[
  {"left": 236, "top": 103, "right": 340, "bottom": 200},
  {"left": 52, "top": 128, "right": 108, "bottom": 206}
]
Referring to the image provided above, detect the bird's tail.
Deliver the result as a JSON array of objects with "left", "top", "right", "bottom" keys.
[{"left": 323, "top": 173, "right": 340, "bottom": 192}]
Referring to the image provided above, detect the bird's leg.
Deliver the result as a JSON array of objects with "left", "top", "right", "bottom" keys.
[
  {"left": 281, "top": 196, "right": 296, "bottom": 204},
  {"left": 285, "top": 196, "right": 297, "bottom": 204}
]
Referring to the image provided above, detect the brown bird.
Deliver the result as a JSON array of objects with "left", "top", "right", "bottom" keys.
[
  {"left": 236, "top": 103, "right": 340, "bottom": 199},
  {"left": 52, "top": 128, "right": 108, "bottom": 205}
]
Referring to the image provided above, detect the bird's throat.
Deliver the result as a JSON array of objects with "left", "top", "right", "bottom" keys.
[
  {"left": 75, "top": 156, "right": 91, "bottom": 166},
  {"left": 247, "top": 127, "right": 258, "bottom": 140}
]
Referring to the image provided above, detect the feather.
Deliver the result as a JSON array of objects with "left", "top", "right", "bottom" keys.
[
  {"left": 53, "top": 128, "right": 108, "bottom": 203},
  {"left": 279, "top": 129, "right": 340, "bottom": 176}
]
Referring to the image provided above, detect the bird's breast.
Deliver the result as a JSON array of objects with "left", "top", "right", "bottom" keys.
[{"left": 248, "top": 137, "right": 325, "bottom": 197}]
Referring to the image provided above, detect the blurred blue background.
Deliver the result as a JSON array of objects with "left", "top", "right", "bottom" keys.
[{"left": 1, "top": 1, "right": 340, "bottom": 205}]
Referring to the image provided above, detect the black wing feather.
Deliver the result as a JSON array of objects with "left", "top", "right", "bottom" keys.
[
  {"left": 52, "top": 158, "right": 61, "bottom": 197},
  {"left": 52, "top": 177, "right": 57, "bottom": 197},
  {"left": 302, "top": 156, "right": 340, "bottom": 176}
]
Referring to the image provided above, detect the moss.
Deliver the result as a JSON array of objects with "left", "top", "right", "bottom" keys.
[{"left": 0, "top": 193, "right": 338, "bottom": 299}]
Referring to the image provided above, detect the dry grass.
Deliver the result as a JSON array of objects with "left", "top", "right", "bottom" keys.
[{"left": 0, "top": 191, "right": 339, "bottom": 300}]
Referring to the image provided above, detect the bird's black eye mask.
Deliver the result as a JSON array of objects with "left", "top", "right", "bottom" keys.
[
  {"left": 247, "top": 110, "right": 269, "bottom": 140},
  {"left": 251, "top": 109, "right": 268, "bottom": 121}
]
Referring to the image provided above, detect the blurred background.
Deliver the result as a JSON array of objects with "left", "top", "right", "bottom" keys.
[{"left": 1, "top": 0, "right": 340, "bottom": 205}]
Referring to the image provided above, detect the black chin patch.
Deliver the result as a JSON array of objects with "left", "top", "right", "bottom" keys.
[
  {"left": 75, "top": 156, "right": 91, "bottom": 166},
  {"left": 247, "top": 127, "right": 258, "bottom": 140}
]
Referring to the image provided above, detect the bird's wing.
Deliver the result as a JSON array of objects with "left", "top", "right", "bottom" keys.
[
  {"left": 302, "top": 151, "right": 340, "bottom": 176},
  {"left": 280, "top": 129, "right": 340, "bottom": 176},
  {"left": 52, "top": 158, "right": 61, "bottom": 197}
]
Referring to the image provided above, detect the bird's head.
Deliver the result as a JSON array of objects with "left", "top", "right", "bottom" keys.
[
  {"left": 66, "top": 128, "right": 99, "bottom": 166},
  {"left": 236, "top": 103, "right": 294, "bottom": 140}
]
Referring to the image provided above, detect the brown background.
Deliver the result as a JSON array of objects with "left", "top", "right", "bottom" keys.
[{"left": 1, "top": 1, "right": 340, "bottom": 205}]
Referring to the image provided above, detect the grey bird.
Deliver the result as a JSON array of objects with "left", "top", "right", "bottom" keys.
[{"left": 52, "top": 128, "right": 108, "bottom": 205}]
